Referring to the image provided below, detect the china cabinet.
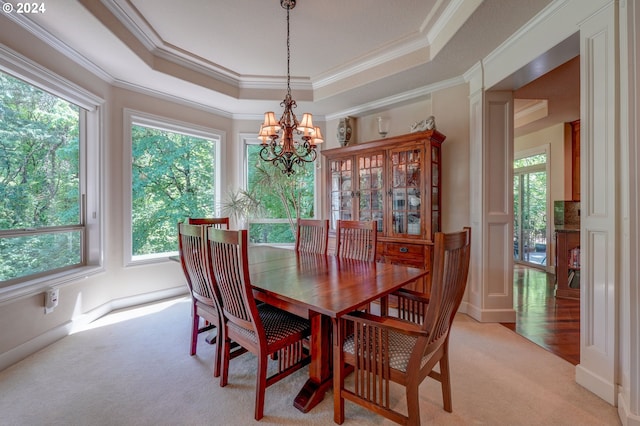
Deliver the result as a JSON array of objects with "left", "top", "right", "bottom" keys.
[{"left": 322, "top": 129, "right": 446, "bottom": 295}]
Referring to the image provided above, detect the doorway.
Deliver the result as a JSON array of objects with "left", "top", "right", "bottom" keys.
[{"left": 513, "top": 151, "right": 548, "bottom": 268}]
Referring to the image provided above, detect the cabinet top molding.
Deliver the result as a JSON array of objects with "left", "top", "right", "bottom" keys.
[{"left": 321, "top": 129, "right": 446, "bottom": 158}]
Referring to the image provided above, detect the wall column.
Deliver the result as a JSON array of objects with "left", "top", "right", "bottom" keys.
[
  {"left": 465, "top": 64, "right": 516, "bottom": 323},
  {"left": 619, "top": 0, "right": 640, "bottom": 423},
  {"left": 575, "top": 1, "right": 618, "bottom": 405}
]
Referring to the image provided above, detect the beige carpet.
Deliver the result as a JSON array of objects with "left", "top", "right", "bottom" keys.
[{"left": 0, "top": 297, "right": 620, "bottom": 425}]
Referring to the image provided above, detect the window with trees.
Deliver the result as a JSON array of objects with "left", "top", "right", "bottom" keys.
[
  {"left": 244, "top": 140, "right": 315, "bottom": 244},
  {"left": 513, "top": 151, "right": 548, "bottom": 267},
  {"left": 127, "top": 111, "right": 221, "bottom": 262},
  {"left": 0, "top": 64, "right": 101, "bottom": 292}
]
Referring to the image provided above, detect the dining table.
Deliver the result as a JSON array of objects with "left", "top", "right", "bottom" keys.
[{"left": 246, "top": 245, "right": 428, "bottom": 413}]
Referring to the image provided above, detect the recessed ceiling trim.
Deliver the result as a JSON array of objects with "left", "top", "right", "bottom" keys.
[
  {"left": 313, "top": 33, "right": 430, "bottom": 89},
  {"left": 4, "top": 9, "right": 114, "bottom": 84},
  {"left": 103, "top": 0, "right": 325, "bottom": 93},
  {"left": 425, "top": 0, "right": 482, "bottom": 57},
  {"left": 483, "top": 0, "right": 568, "bottom": 83},
  {"left": 326, "top": 75, "right": 464, "bottom": 120},
  {"left": 514, "top": 99, "right": 548, "bottom": 128},
  {"left": 0, "top": 43, "right": 105, "bottom": 110},
  {"left": 112, "top": 78, "right": 234, "bottom": 119},
  {"left": 102, "top": 0, "right": 160, "bottom": 52},
  {"left": 103, "top": 0, "right": 244, "bottom": 87}
]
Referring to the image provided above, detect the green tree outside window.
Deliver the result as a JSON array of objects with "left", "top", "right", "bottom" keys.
[{"left": 131, "top": 125, "right": 216, "bottom": 257}]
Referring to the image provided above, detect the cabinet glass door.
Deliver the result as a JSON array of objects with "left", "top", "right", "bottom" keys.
[
  {"left": 430, "top": 145, "right": 440, "bottom": 234},
  {"left": 329, "top": 158, "right": 352, "bottom": 230},
  {"left": 357, "top": 153, "right": 384, "bottom": 232},
  {"left": 390, "top": 148, "right": 422, "bottom": 236}
]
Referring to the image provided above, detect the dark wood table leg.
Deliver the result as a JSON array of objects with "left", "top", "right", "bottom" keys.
[{"left": 293, "top": 312, "right": 332, "bottom": 412}]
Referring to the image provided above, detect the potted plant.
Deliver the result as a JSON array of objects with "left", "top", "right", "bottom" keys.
[
  {"left": 220, "top": 188, "right": 264, "bottom": 229},
  {"left": 250, "top": 162, "right": 308, "bottom": 239}
]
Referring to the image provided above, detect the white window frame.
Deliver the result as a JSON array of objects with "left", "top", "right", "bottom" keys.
[
  {"left": 0, "top": 45, "right": 104, "bottom": 302},
  {"left": 241, "top": 133, "right": 321, "bottom": 246},
  {"left": 124, "top": 109, "right": 223, "bottom": 265}
]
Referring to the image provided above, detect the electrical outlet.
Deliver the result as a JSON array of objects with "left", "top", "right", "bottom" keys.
[{"left": 44, "top": 287, "right": 59, "bottom": 314}]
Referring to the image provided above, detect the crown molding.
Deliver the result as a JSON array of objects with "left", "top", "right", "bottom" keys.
[
  {"left": 483, "top": 0, "right": 569, "bottom": 67},
  {"left": 313, "top": 33, "right": 430, "bottom": 90},
  {"left": 0, "top": 43, "right": 104, "bottom": 110},
  {"left": 1, "top": 4, "right": 114, "bottom": 84},
  {"left": 112, "top": 79, "right": 234, "bottom": 119},
  {"left": 326, "top": 75, "right": 464, "bottom": 120}
]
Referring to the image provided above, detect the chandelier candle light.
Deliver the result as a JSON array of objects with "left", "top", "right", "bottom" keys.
[{"left": 258, "top": 0, "right": 323, "bottom": 176}]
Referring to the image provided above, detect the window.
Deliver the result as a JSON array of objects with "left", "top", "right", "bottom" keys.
[
  {"left": 0, "top": 52, "right": 103, "bottom": 295},
  {"left": 244, "top": 138, "right": 316, "bottom": 244},
  {"left": 513, "top": 148, "right": 549, "bottom": 268},
  {"left": 126, "top": 110, "right": 222, "bottom": 263}
]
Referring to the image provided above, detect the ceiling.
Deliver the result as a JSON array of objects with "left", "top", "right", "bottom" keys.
[{"left": 6, "top": 0, "right": 559, "bottom": 120}]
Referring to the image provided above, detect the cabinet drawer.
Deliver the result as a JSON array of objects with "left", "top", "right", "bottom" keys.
[
  {"left": 382, "top": 243, "right": 424, "bottom": 260},
  {"left": 382, "top": 242, "right": 425, "bottom": 263},
  {"left": 384, "top": 256, "right": 424, "bottom": 269}
]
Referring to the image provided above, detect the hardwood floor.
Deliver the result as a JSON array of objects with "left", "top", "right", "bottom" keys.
[{"left": 501, "top": 264, "right": 580, "bottom": 365}]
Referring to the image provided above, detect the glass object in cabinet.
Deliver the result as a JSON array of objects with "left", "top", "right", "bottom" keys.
[
  {"left": 407, "top": 213, "right": 421, "bottom": 235},
  {"left": 393, "top": 212, "right": 406, "bottom": 234}
]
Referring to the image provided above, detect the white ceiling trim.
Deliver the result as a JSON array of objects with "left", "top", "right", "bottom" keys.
[
  {"left": 104, "top": 0, "right": 318, "bottom": 92},
  {"left": 514, "top": 99, "right": 549, "bottom": 128},
  {"left": 102, "top": 0, "right": 159, "bottom": 51},
  {"left": 0, "top": 44, "right": 105, "bottom": 110},
  {"left": 313, "top": 33, "right": 430, "bottom": 90},
  {"left": 424, "top": 0, "right": 481, "bottom": 53},
  {"left": 326, "top": 75, "right": 465, "bottom": 120},
  {"left": 112, "top": 78, "right": 234, "bottom": 119},
  {"left": 2, "top": 5, "right": 114, "bottom": 84},
  {"left": 104, "top": 0, "right": 243, "bottom": 87},
  {"left": 483, "top": 0, "right": 567, "bottom": 69}
]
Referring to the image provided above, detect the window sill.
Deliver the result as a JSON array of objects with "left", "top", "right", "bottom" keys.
[{"left": 0, "top": 265, "right": 105, "bottom": 305}]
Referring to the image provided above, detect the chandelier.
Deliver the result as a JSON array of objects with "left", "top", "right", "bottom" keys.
[{"left": 258, "top": 0, "right": 323, "bottom": 176}]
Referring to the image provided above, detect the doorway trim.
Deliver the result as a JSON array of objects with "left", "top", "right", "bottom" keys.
[{"left": 466, "top": 0, "right": 618, "bottom": 409}]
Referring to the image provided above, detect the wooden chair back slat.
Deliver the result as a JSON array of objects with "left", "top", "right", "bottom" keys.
[
  {"left": 419, "top": 227, "right": 471, "bottom": 355},
  {"left": 295, "top": 219, "right": 329, "bottom": 254},
  {"left": 335, "top": 220, "right": 377, "bottom": 262},
  {"left": 207, "top": 228, "right": 259, "bottom": 332},
  {"left": 178, "top": 223, "right": 215, "bottom": 305}
]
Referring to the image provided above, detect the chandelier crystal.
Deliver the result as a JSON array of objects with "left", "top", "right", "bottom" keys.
[{"left": 258, "top": 0, "right": 323, "bottom": 176}]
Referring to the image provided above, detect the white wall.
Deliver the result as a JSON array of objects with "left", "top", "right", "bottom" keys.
[{"left": 0, "top": 15, "right": 235, "bottom": 366}]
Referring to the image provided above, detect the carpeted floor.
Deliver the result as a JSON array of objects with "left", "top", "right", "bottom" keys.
[{"left": 0, "top": 297, "right": 620, "bottom": 425}]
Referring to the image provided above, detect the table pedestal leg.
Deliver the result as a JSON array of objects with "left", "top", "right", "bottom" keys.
[{"left": 293, "top": 312, "right": 332, "bottom": 412}]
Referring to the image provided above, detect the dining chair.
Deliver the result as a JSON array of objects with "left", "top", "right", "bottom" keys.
[
  {"left": 187, "top": 217, "right": 230, "bottom": 229},
  {"left": 333, "top": 227, "right": 471, "bottom": 426},
  {"left": 335, "top": 219, "right": 377, "bottom": 261},
  {"left": 295, "top": 218, "right": 329, "bottom": 254},
  {"left": 206, "top": 228, "right": 312, "bottom": 421},
  {"left": 177, "top": 222, "right": 224, "bottom": 377}
]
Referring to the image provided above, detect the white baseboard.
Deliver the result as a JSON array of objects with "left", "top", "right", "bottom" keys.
[
  {"left": 575, "top": 364, "right": 617, "bottom": 405},
  {"left": 69, "top": 286, "right": 188, "bottom": 332},
  {"left": 0, "top": 286, "right": 188, "bottom": 373},
  {"left": 464, "top": 303, "right": 517, "bottom": 323},
  {"left": 0, "top": 320, "right": 72, "bottom": 372},
  {"left": 618, "top": 390, "right": 640, "bottom": 426}
]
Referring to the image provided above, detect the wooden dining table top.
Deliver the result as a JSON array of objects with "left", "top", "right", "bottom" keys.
[{"left": 247, "top": 245, "right": 428, "bottom": 319}]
